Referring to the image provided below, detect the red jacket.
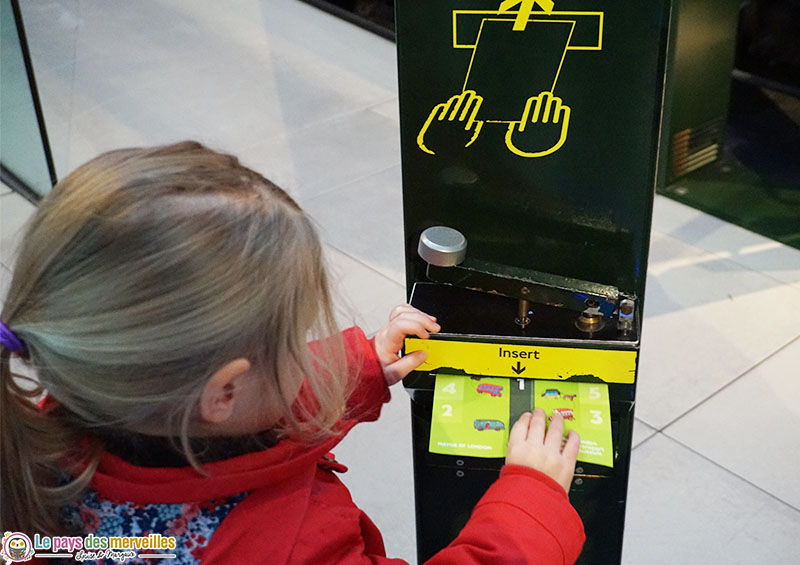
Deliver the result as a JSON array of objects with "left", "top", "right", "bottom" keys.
[{"left": 62, "top": 327, "right": 584, "bottom": 564}]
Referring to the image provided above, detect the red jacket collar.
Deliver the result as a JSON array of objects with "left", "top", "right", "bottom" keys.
[{"left": 90, "top": 419, "right": 357, "bottom": 504}]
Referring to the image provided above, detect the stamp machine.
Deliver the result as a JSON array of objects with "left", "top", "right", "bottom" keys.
[{"left": 395, "top": 1, "right": 671, "bottom": 562}]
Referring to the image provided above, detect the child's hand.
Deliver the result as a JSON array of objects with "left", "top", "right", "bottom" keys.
[
  {"left": 374, "top": 305, "right": 440, "bottom": 386},
  {"left": 506, "top": 409, "right": 580, "bottom": 494}
]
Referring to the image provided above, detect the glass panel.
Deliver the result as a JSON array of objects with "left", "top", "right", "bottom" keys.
[{"left": 1, "top": 0, "right": 53, "bottom": 197}]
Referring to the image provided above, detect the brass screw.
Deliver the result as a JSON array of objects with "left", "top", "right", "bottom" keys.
[{"left": 515, "top": 299, "right": 531, "bottom": 328}]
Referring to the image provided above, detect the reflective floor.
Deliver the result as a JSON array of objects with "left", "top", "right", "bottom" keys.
[
  {"left": 2, "top": 1, "right": 800, "bottom": 562},
  {"left": 660, "top": 80, "right": 800, "bottom": 250}
]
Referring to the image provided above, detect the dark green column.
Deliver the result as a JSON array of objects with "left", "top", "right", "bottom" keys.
[{"left": 397, "top": 1, "right": 670, "bottom": 562}]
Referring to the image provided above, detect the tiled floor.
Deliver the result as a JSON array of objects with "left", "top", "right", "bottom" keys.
[{"left": 2, "top": 1, "right": 799, "bottom": 562}]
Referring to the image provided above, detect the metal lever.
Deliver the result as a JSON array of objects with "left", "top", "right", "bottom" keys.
[{"left": 418, "top": 226, "right": 625, "bottom": 328}]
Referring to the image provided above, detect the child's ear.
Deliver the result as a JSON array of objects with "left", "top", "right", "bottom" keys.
[{"left": 199, "top": 358, "right": 252, "bottom": 424}]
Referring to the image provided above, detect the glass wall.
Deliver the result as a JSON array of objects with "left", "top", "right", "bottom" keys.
[{"left": 1, "top": 0, "right": 55, "bottom": 198}]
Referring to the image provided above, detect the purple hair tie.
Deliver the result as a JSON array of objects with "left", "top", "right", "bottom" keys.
[{"left": 0, "top": 321, "right": 25, "bottom": 352}]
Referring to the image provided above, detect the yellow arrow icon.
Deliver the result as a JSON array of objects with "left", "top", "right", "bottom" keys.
[{"left": 499, "top": 0, "right": 556, "bottom": 31}]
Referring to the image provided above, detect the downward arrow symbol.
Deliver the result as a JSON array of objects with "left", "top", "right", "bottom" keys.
[{"left": 511, "top": 361, "right": 526, "bottom": 375}]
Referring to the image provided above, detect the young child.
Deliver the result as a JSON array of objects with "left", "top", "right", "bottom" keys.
[{"left": 0, "top": 142, "right": 584, "bottom": 564}]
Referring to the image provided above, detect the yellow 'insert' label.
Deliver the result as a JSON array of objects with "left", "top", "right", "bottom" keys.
[{"left": 405, "top": 338, "right": 637, "bottom": 384}]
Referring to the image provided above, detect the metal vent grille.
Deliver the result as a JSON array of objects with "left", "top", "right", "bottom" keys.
[{"left": 669, "top": 115, "right": 725, "bottom": 181}]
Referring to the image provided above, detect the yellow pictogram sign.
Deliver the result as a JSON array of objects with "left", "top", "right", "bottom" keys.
[
  {"left": 417, "top": 1, "right": 604, "bottom": 158},
  {"left": 405, "top": 337, "right": 637, "bottom": 384}
]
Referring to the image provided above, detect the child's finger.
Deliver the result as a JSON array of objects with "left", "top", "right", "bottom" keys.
[
  {"left": 562, "top": 429, "right": 580, "bottom": 461},
  {"left": 389, "top": 304, "right": 418, "bottom": 320},
  {"left": 384, "top": 350, "right": 427, "bottom": 384},
  {"left": 528, "top": 408, "right": 547, "bottom": 443},
  {"left": 390, "top": 319, "right": 435, "bottom": 340},
  {"left": 393, "top": 312, "right": 441, "bottom": 333},
  {"left": 389, "top": 304, "right": 437, "bottom": 323},
  {"left": 545, "top": 411, "right": 564, "bottom": 450},
  {"left": 407, "top": 304, "right": 438, "bottom": 322},
  {"left": 389, "top": 304, "right": 436, "bottom": 321},
  {"left": 509, "top": 412, "right": 532, "bottom": 444}
]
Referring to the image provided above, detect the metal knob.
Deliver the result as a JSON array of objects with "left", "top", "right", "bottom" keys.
[{"left": 418, "top": 226, "right": 467, "bottom": 267}]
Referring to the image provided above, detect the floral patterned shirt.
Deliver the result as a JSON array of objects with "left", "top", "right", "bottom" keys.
[{"left": 61, "top": 490, "right": 248, "bottom": 564}]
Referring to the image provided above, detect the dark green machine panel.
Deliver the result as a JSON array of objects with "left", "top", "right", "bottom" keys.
[
  {"left": 398, "top": 0, "right": 670, "bottom": 303},
  {"left": 661, "top": 0, "right": 739, "bottom": 182},
  {"left": 397, "top": 2, "right": 670, "bottom": 563}
]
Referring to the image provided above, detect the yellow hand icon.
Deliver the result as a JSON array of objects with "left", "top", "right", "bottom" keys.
[
  {"left": 417, "top": 90, "right": 484, "bottom": 155},
  {"left": 505, "top": 91, "right": 571, "bottom": 158}
]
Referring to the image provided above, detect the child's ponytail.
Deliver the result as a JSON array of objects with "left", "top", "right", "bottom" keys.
[{"left": 0, "top": 344, "right": 101, "bottom": 534}]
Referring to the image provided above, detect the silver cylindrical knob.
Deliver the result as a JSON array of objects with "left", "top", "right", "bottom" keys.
[{"left": 418, "top": 226, "right": 467, "bottom": 267}]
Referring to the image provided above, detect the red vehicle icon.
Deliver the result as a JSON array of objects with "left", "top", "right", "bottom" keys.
[
  {"left": 552, "top": 408, "right": 575, "bottom": 420},
  {"left": 477, "top": 383, "right": 504, "bottom": 397}
]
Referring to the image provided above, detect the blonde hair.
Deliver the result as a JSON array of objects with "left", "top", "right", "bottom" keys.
[{"left": 0, "top": 141, "right": 348, "bottom": 535}]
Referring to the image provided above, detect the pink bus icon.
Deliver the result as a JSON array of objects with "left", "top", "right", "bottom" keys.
[{"left": 477, "top": 383, "right": 504, "bottom": 397}]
